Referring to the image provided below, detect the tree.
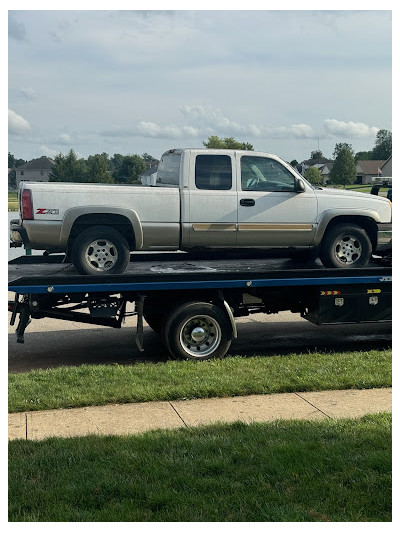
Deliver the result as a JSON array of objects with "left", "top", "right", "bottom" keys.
[
  {"left": 8, "top": 152, "right": 26, "bottom": 168},
  {"left": 355, "top": 150, "right": 372, "bottom": 162},
  {"left": 115, "top": 154, "right": 146, "bottom": 184},
  {"left": 142, "top": 153, "right": 156, "bottom": 162},
  {"left": 330, "top": 143, "right": 357, "bottom": 187},
  {"left": 49, "top": 149, "right": 87, "bottom": 182},
  {"left": 87, "top": 154, "right": 114, "bottom": 183},
  {"left": 371, "top": 129, "right": 391, "bottom": 160},
  {"left": 304, "top": 166, "right": 323, "bottom": 186},
  {"left": 203, "top": 136, "right": 254, "bottom": 150},
  {"left": 310, "top": 150, "right": 323, "bottom": 160}
]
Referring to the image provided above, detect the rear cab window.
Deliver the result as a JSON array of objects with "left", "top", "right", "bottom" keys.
[{"left": 195, "top": 155, "right": 232, "bottom": 190}]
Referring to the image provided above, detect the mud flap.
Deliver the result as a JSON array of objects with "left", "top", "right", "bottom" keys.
[
  {"left": 135, "top": 295, "right": 145, "bottom": 352},
  {"left": 15, "top": 303, "right": 31, "bottom": 344}
]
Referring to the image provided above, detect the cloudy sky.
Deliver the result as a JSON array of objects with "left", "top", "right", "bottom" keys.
[{"left": 8, "top": 6, "right": 392, "bottom": 163}]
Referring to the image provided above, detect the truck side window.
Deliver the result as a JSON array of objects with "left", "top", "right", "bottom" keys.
[
  {"left": 241, "top": 156, "right": 295, "bottom": 192},
  {"left": 195, "top": 155, "right": 232, "bottom": 190}
]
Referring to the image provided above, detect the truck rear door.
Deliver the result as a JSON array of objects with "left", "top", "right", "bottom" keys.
[{"left": 185, "top": 152, "right": 238, "bottom": 247}]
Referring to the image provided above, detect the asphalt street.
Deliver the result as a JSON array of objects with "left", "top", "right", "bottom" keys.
[{"left": 8, "top": 309, "right": 392, "bottom": 372}]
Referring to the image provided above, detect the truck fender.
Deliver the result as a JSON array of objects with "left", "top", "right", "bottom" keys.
[
  {"left": 314, "top": 209, "right": 381, "bottom": 246},
  {"left": 60, "top": 206, "right": 144, "bottom": 249}
]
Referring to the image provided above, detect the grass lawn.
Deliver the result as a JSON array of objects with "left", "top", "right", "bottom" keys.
[
  {"left": 8, "top": 191, "right": 18, "bottom": 211},
  {"left": 8, "top": 413, "right": 391, "bottom": 522},
  {"left": 325, "top": 184, "right": 389, "bottom": 195},
  {"left": 9, "top": 349, "right": 391, "bottom": 413}
]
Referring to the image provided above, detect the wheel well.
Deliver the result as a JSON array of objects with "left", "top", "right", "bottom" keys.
[
  {"left": 323, "top": 216, "right": 378, "bottom": 248},
  {"left": 68, "top": 214, "right": 136, "bottom": 250}
]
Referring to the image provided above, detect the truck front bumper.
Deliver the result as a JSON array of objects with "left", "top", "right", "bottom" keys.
[{"left": 376, "top": 223, "right": 392, "bottom": 253}]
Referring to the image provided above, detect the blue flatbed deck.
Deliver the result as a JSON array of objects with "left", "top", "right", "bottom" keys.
[{"left": 8, "top": 252, "right": 392, "bottom": 295}]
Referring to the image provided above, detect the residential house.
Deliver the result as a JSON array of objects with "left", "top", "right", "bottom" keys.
[
  {"left": 297, "top": 157, "right": 333, "bottom": 185},
  {"left": 356, "top": 160, "right": 386, "bottom": 185},
  {"left": 320, "top": 163, "right": 333, "bottom": 185},
  {"left": 15, "top": 156, "right": 54, "bottom": 188},
  {"left": 140, "top": 159, "right": 159, "bottom": 186},
  {"left": 380, "top": 156, "right": 392, "bottom": 178}
]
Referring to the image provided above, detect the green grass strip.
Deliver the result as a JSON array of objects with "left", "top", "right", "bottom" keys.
[
  {"left": 9, "top": 349, "right": 391, "bottom": 413},
  {"left": 8, "top": 413, "right": 392, "bottom": 522}
]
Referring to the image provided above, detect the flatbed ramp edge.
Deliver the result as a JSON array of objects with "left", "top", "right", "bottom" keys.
[{"left": 8, "top": 254, "right": 392, "bottom": 360}]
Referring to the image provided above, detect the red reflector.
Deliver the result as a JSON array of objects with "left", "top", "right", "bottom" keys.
[{"left": 21, "top": 189, "right": 34, "bottom": 220}]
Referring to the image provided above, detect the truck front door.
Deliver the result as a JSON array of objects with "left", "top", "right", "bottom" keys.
[
  {"left": 237, "top": 155, "right": 317, "bottom": 247},
  {"left": 186, "top": 153, "right": 238, "bottom": 248}
]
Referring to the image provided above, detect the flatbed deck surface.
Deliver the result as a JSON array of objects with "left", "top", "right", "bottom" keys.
[{"left": 8, "top": 251, "right": 392, "bottom": 293}]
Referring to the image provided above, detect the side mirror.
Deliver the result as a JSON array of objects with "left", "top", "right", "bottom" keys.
[{"left": 295, "top": 178, "right": 306, "bottom": 193}]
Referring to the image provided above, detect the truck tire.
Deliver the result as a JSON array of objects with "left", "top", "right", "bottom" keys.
[
  {"left": 71, "top": 225, "right": 130, "bottom": 275},
  {"left": 319, "top": 223, "right": 372, "bottom": 268},
  {"left": 161, "top": 302, "right": 232, "bottom": 361}
]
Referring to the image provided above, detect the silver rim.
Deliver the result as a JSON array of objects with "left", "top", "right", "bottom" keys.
[
  {"left": 180, "top": 314, "right": 222, "bottom": 358},
  {"left": 334, "top": 234, "right": 362, "bottom": 265},
  {"left": 84, "top": 238, "right": 119, "bottom": 271}
]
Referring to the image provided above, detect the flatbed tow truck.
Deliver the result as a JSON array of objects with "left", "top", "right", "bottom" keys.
[{"left": 8, "top": 252, "right": 392, "bottom": 361}]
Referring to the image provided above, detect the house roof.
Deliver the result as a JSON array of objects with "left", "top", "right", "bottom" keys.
[
  {"left": 140, "top": 166, "right": 159, "bottom": 177},
  {"left": 18, "top": 156, "right": 54, "bottom": 170},
  {"left": 357, "top": 160, "right": 386, "bottom": 174},
  {"left": 381, "top": 155, "right": 392, "bottom": 171}
]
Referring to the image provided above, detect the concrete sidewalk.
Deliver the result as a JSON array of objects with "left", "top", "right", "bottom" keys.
[{"left": 9, "top": 387, "right": 392, "bottom": 441}]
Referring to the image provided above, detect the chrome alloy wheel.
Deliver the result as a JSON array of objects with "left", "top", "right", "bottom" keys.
[
  {"left": 84, "top": 239, "right": 119, "bottom": 271},
  {"left": 180, "top": 315, "right": 222, "bottom": 358},
  {"left": 334, "top": 234, "right": 362, "bottom": 265}
]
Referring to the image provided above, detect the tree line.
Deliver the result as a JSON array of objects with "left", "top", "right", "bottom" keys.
[{"left": 48, "top": 151, "right": 156, "bottom": 184}]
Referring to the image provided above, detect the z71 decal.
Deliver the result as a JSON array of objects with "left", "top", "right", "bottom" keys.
[{"left": 36, "top": 208, "right": 59, "bottom": 215}]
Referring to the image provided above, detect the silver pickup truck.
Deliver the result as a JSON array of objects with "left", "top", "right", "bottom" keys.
[{"left": 10, "top": 148, "right": 392, "bottom": 274}]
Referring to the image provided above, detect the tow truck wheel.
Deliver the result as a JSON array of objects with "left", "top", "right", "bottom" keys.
[
  {"left": 161, "top": 302, "right": 232, "bottom": 360},
  {"left": 71, "top": 225, "right": 130, "bottom": 275},
  {"left": 319, "top": 223, "right": 372, "bottom": 268}
]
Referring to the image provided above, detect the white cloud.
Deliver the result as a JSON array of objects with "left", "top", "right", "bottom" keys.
[
  {"left": 137, "top": 121, "right": 198, "bottom": 139},
  {"left": 40, "top": 145, "right": 59, "bottom": 158},
  {"left": 323, "top": 119, "right": 379, "bottom": 138},
  {"left": 273, "top": 124, "right": 315, "bottom": 139},
  {"left": 8, "top": 109, "right": 31, "bottom": 134},
  {"left": 136, "top": 105, "right": 316, "bottom": 141}
]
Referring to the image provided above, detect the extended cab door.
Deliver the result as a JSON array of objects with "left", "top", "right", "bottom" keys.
[
  {"left": 237, "top": 154, "right": 317, "bottom": 246},
  {"left": 185, "top": 152, "right": 238, "bottom": 248}
]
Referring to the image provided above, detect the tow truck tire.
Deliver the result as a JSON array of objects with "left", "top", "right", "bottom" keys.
[
  {"left": 161, "top": 302, "right": 232, "bottom": 361},
  {"left": 319, "top": 224, "right": 372, "bottom": 268},
  {"left": 71, "top": 225, "right": 130, "bottom": 275}
]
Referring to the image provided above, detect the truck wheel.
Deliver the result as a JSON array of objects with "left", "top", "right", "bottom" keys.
[
  {"left": 319, "top": 224, "right": 372, "bottom": 268},
  {"left": 161, "top": 302, "right": 232, "bottom": 361},
  {"left": 71, "top": 225, "right": 130, "bottom": 275}
]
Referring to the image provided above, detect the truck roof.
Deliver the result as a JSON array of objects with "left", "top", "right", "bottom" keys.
[{"left": 162, "top": 148, "right": 283, "bottom": 159}]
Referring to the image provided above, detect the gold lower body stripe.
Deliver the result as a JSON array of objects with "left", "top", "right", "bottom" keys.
[{"left": 192, "top": 223, "right": 313, "bottom": 231}]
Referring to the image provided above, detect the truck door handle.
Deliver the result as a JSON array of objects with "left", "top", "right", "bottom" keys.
[{"left": 240, "top": 199, "right": 255, "bottom": 207}]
